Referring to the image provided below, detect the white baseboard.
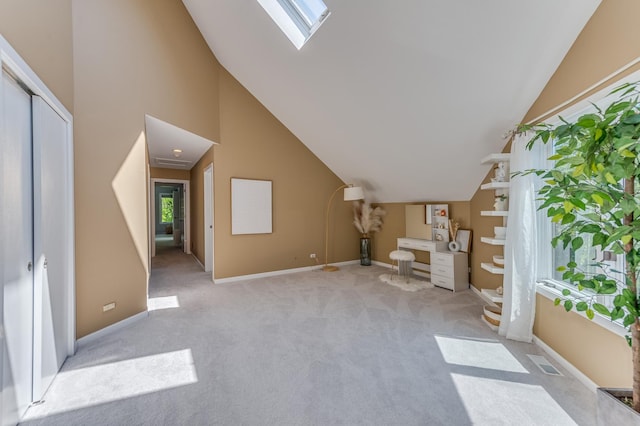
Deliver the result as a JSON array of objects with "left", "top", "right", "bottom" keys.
[
  {"left": 191, "top": 253, "right": 205, "bottom": 270},
  {"left": 469, "top": 284, "right": 501, "bottom": 307},
  {"left": 532, "top": 335, "right": 598, "bottom": 393},
  {"left": 76, "top": 311, "right": 148, "bottom": 349},
  {"left": 372, "top": 260, "right": 392, "bottom": 268},
  {"left": 470, "top": 284, "right": 490, "bottom": 303},
  {"left": 214, "top": 260, "right": 360, "bottom": 284}
]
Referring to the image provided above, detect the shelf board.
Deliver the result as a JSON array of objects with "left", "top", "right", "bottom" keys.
[
  {"left": 481, "top": 262, "right": 505, "bottom": 275},
  {"left": 480, "top": 211, "right": 508, "bottom": 217},
  {"left": 481, "top": 153, "right": 511, "bottom": 164},
  {"left": 480, "top": 182, "right": 510, "bottom": 190},
  {"left": 480, "top": 315, "right": 499, "bottom": 331},
  {"left": 480, "top": 237, "right": 506, "bottom": 246},
  {"left": 481, "top": 289, "right": 504, "bottom": 303}
]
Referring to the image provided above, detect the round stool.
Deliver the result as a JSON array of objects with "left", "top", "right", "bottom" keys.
[{"left": 389, "top": 250, "right": 415, "bottom": 283}]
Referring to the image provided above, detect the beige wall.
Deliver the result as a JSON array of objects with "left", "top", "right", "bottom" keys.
[
  {"left": 150, "top": 167, "right": 191, "bottom": 181},
  {"left": 0, "top": 0, "right": 74, "bottom": 112},
  {"left": 72, "top": 0, "right": 220, "bottom": 337},
  {"left": 467, "top": 0, "right": 640, "bottom": 386},
  {"left": 525, "top": 0, "right": 640, "bottom": 123},
  {"left": 534, "top": 295, "right": 631, "bottom": 387},
  {"left": 212, "top": 69, "right": 359, "bottom": 278}
]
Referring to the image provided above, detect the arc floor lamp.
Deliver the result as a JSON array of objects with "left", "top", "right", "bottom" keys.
[{"left": 323, "top": 184, "right": 364, "bottom": 272}]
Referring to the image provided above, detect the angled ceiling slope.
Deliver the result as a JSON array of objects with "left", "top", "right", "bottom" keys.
[
  {"left": 183, "top": 0, "right": 600, "bottom": 202},
  {"left": 146, "top": 115, "right": 216, "bottom": 170}
]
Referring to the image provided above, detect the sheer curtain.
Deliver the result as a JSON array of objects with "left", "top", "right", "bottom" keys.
[{"left": 498, "top": 132, "right": 545, "bottom": 342}]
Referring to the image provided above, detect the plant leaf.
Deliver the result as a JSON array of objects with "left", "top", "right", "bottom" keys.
[{"left": 592, "top": 303, "right": 610, "bottom": 317}]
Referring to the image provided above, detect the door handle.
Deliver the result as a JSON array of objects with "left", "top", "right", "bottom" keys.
[
  {"left": 43, "top": 258, "right": 48, "bottom": 269},
  {"left": 27, "top": 261, "right": 32, "bottom": 272}
]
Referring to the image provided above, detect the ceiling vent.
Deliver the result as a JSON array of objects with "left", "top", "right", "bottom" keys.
[{"left": 154, "top": 157, "right": 192, "bottom": 168}]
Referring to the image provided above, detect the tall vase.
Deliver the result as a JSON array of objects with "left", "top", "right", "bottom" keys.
[{"left": 360, "top": 237, "right": 371, "bottom": 266}]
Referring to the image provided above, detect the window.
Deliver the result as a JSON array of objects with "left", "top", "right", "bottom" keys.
[
  {"left": 161, "top": 195, "right": 173, "bottom": 224},
  {"left": 536, "top": 91, "right": 629, "bottom": 317},
  {"left": 257, "top": 0, "right": 330, "bottom": 49},
  {"left": 551, "top": 221, "right": 626, "bottom": 311}
]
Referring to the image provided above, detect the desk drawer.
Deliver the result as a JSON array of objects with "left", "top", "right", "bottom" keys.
[
  {"left": 414, "top": 241, "right": 436, "bottom": 251},
  {"left": 431, "top": 274, "right": 454, "bottom": 290},
  {"left": 431, "top": 264, "right": 453, "bottom": 278},
  {"left": 431, "top": 252, "right": 453, "bottom": 267},
  {"left": 399, "top": 240, "right": 435, "bottom": 251}
]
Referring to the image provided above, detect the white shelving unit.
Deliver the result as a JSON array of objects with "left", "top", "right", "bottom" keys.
[
  {"left": 480, "top": 211, "right": 509, "bottom": 217},
  {"left": 480, "top": 153, "right": 509, "bottom": 332},
  {"left": 480, "top": 182, "right": 510, "bottom": 190},
  {"left": 479, "top": 153, "right": 510, "bottom": 275},
  {"left": 428, "top": 204, "right": 450, "bottom": 242},
  {"left": 480, "top": 237, "right": 506, "bottom": 246},
  {"left": 481, "top": 288, "right": 504, "bottom": 303},
  {"left": 481, "top": 153, "right": 511, "bottom": 164},
  {"left": 480, "top": 315, "right": 499, "bottom": 331},
  {"left": 481, "top": 262, "right": 504, "bottom": 275}
]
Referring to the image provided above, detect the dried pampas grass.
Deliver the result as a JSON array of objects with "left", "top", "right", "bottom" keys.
[{"left": 353, "top": 201, "right": 386, "bottom": 237}]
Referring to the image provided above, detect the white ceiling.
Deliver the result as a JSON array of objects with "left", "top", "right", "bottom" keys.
[
  {"left": 145, "top": 114, "right": 216, "bottom": 170},
  {"left": 183, "top": 0, "right": 600, "bottom": 202}
]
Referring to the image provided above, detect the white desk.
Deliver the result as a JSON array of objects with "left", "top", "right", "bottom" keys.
[{"left": 397, "top": 238, "right": 469, "bottom": 292}]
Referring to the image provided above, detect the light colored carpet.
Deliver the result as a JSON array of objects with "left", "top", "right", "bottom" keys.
[
  {"left": 21, "top": 250, "right": 596, "bottom": 425},
  {"left": 378, "top": 273, "right": 433, "bottom": 291}
]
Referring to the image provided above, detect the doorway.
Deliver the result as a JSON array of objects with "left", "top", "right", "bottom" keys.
[{"left": 150, "top": 178, "right": 190, "bottom": 258}]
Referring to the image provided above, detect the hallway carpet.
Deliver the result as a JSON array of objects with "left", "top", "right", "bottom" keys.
[{"left": 22, "top": 249, "right": 595, "bottom": 425}]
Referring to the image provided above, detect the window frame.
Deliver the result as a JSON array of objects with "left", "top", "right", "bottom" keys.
[
  {"left": 257, "top": 0, "right": 330, "bottom": 49},
  {"left": 531, "top": 71, "right": 640, "bottom": 337}
]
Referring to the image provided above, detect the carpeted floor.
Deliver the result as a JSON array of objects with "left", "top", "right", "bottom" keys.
[{"left": 22, "top": 249, "right": 596, "bottom": 425}]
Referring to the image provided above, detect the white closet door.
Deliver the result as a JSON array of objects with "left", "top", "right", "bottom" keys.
[
  {"left": 1, "top": 70, "right": 34, "bottom": 425},
  {"left": 32, "top": 96, "right": 70, "bottom": 400}
]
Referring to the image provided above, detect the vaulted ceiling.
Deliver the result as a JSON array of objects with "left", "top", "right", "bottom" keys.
[{"left": 183, "top": 0, "right": 601, "bottom": 202}]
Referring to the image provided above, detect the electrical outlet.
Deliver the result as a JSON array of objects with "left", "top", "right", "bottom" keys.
[
  {"left": 309, "top": 253, "right": 317, "bottom": 259},
  {"left": 103, "top": 302, "right": 116, "bottom": 312}
]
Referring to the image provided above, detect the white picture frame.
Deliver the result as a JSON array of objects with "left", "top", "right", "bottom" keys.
[
  {"left": 231, "top": 178, "right": 273, "bottom": 235},
  {"left": 457, "top": 229, "right": 472, "bottom": 253}
]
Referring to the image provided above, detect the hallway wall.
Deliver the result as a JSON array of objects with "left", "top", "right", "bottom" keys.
[{"left": 71, "top": 0, "right": 221, "bottom": 337}]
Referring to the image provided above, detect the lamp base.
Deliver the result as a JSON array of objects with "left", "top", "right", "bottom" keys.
[{"left": 322, "top": 265, "right": 340, "bottom": 272}]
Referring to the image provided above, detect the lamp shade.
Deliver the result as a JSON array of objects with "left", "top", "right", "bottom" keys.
[{"left": 343, "top": 186, "right": 364, "bottom": 201}]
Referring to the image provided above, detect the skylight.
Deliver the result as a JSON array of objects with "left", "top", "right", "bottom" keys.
[{"left": 257, "top": 0, "right": 330, "bottom": 49}]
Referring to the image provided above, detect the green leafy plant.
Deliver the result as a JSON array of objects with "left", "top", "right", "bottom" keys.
[
  {"left": 161, "top": 196, "right": 174, "bottom": 223},
  {"left": 520, "top": 81, "right": 640, "bottom": 411}
]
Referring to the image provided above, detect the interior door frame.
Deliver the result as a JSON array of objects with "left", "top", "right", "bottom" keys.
[
  {"left": 0, "top": 35, "right": 76, "bottom": 370},
  {"left": 203, "top": 164, "right": 214, "bottom": 278},
  {"left": 150, "top": 178, "right": 191, "bottom": 258}
]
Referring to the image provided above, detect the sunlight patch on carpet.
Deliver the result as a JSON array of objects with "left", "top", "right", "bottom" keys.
[
  {"left": 148, "top": 295, "right": 180, "bottom": 311},
  {"left": 23, "top": 349, "right": 198, "bottom": 420},
  {"left": 435, "top": 335, "right": 528, "bottom": 373},
  {"left": 451, "top": 374, "right": 577, "bottom": 425}
]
